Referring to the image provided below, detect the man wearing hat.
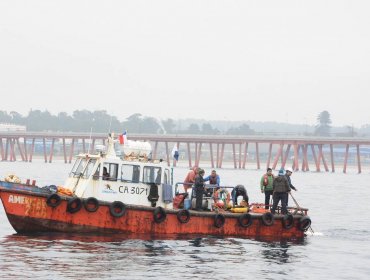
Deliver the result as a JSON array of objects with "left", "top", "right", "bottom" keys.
[
  {"left": 271, "top": 168, "right": 291, "bottom": 215},
  {"left": 285, "top": 168, "right": 297, "bottom": 191},
  {"left": 285, "top": 168, "right": 297, "bottom": 205}
]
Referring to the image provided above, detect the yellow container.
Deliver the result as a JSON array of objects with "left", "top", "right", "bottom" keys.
[{"left": 230, "top": 207, "right": 248, "bottom": 213}]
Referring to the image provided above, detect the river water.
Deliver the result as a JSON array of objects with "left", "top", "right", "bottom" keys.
[{"left": 0, "top": 161, "right": 369, "bottom": 279}]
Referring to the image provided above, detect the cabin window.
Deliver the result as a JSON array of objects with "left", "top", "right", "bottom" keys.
[
  {"left": 69, "top": 158, "right": 81, "bottom": 177},
  {"left": 121, "top": 164, "right": 141, "bottom": 183},
  {"left": 102, "top": 163, "right": 118, "bottom": 181},
  {"left": 143, "top": 166, "right": 162, "bottom": 184},
  {"left": 83, "top": 159, "right": 97, "bottom": 179},
  {"left": 70, "top": 158, "right": 88, "bottom": 178},
  {"left": 93, "top": 164, "right": 100, "bottom": 180}
]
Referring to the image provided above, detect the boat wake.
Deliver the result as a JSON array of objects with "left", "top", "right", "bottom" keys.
[{"left": 306, "top": 231, "right": 324, "bottom": 236}]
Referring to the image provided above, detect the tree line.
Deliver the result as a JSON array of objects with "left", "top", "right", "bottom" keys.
[
  {"left": 1, "top": 109, "right": 358, "bottom": 137},
  {"left": 0, "top": 110, "right": 255, "bottom": 135}
]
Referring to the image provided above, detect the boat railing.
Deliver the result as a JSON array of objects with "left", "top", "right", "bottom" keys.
[
  {"left": 175, "top": 182, "right": 234, "bottom": 192},
  {"left": 175, "top": 182, "right": 236, "bottom": 200},
  {"left": 175, "top": 182, "right": 308, "bottom": 215}
]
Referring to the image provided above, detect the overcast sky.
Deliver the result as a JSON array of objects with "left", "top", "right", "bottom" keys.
[{"left": 1, "top": 1, "right": 369, "bottom": 127}]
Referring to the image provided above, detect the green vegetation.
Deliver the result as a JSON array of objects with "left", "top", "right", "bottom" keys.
[
  {"left": 0, "top": 110, "right": 253, "bottom": 135},
  {"left": 1, "top": 109, "right": 367, "bottom": 137}
]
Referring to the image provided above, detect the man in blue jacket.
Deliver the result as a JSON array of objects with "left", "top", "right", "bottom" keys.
[
  {"left": 203, "top": 169, "right": 220, "bottom": 196},
  {"left": 203, "top": 170, "right": 220, "bottom": 186}
]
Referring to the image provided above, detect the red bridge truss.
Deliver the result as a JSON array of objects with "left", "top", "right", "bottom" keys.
[{"left": 1, "top": 132, "right": 370, "bottom": 173}]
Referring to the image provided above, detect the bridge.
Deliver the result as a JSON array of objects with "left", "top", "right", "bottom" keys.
[{"left": 1, "top": 132, "right": 370, "bottom": 173}]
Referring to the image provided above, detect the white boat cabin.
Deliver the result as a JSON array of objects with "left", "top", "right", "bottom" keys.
[{"left": 63, "top": 135, "right": 173, "bottom": 208}]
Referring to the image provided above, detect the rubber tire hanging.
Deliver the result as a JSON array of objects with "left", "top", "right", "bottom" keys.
[
  {"left": 153, "top": 207, "right": 167, "bottom": 223},
  {"left": 261, "top": 212, "right": 274, "bottom": 226},
  {"left": 298, "top": 216, "right": 311, "bottom": 231},
  {"left": 238, "top": 213, "right": 253, "bottom": 228},
  {"left": 46, "top": 193, "right": 62, "bottom": 208},
  {"left": 84, "top": 197, "right": 99, "bottom": 213},
  {"left": 109, "top": 201, "right": 126, "bottom": 218},
  {"left": 282, "top": 213, "right": 294, "bottom": 229},
  {"left": 177, "top": 209, "right": 190, "bottom": 224},
  {"left": 66, "top": 197, "right": 82, "bottom": 214}
]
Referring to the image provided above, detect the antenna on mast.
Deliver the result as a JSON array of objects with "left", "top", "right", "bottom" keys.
[
  {"left": 108, "top": 115, "right": 113, "bottom": 134},
  {"left": 88, "top": 118, "right": 95, "bottom": 153}
]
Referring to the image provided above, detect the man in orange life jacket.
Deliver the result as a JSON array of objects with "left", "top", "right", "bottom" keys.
[
  {"left": 183, "top": 166, "right": 198, "bottom": 192},
  {"left": 260, "top": 168, "right": 274, "bottom": 209}
]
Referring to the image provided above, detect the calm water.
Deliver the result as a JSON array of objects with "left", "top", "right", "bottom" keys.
[{"left": 0, "top": 161, "right": 370, "bottom": 279}]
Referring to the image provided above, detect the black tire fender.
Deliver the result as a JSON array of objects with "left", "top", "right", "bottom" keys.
[
  {"left": 299, "top": 216, "right": 311, "bottom": 232},
  {"left": 238, "top": 213, "right": 253, "bottom": 228},
  {"left": 84, "top": 197, "right": 99, "bottom": 213},
  {"left": 46, "top": 193, "right": 62, "bottom": 208},
  {"left": 177, "top": 209, "right": 191, "bottom": 224},
  {"left": 66, "top": 197, "right": 82, "bottom": 214},
  {"left": 282, "top": 213, "right": 294, "bottom": 229},
  {"left": 261, "top": 212, "right": 274, "bottom": 226},
  {"left": 153, "top": 206, "right": 167, "bottom": 223},
  {"left": 214, "top": 214, "right": 225, "bottom": 228},
  {"left": 109, "top": 201, "right": 126, "bottom": 218}
]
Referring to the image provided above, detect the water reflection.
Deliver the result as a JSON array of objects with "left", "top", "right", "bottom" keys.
[
  {"left": 189, "top": 237, "right": 203, "bottom": 247},
  {"left": 261, "top": 241, "right": 290, "bottom": 264},
  {"left": 0, "top": 233, "right": 309, "bottom": 279}
]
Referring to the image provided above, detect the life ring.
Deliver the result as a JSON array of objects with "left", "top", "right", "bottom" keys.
[
  {"left": 214, "top": 214, "right": 225, "bottom": 228},
  {"left": 213, "top": 189, "right": 231, "bottom": 204},
  {"left": 66, "top": 197, "right": 82, "bottom": 214},
  {"left": 282, "top": 213, "right": 294, "bottom": 229},
  {"left": 261, "top": 212, "right": 274, "bottom": 226},
  {"left": 299, "top": 216, "right": 311, "bottom": 232},
  {"left": 238, "top": 213, "right": 253, "bottom": 228},
  {"left": 153, "top": 207, "right": 166, "bottom": 223},
  {"left": 177, "top": 209, "right": 190, "bottom": 224},
  {"left": 109, "top": 201, "right": 126, "bottom": 218},
  {"left": 46, "top": 193, "right": 62, "bottom": 208},
  {"left": 84, "top": 197, "right": 99, "bottom": 212}
]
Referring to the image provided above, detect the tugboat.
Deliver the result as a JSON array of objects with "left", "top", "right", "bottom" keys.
[{"left": 0, "top": 134, "right": 311, "bottom": 239}]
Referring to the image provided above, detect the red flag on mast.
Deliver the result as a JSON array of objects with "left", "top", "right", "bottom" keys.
[{"left": 119, "top": 130, "right": 127, "bottom": 145}]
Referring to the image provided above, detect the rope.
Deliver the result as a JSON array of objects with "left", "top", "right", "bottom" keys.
[{"left": 289, "top": 192, "right": 314, "bottom": 234}]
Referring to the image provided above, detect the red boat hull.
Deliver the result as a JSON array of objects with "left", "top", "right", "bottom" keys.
[{"left": 0, "top": 185, "right": 308, "bottom": 240}]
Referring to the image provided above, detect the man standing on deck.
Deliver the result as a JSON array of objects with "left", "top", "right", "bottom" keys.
[
  {"left": 194, "top": 168, "right": 205, "bottom": 211},
  {"left": 260, "top": 168, "right": 274, "bottom": 210},
  {"left": 285, "top": 168, "right": 297, "bottom": 205},
  {"left": 183, "top": 166, "right": 198, "bottom": 192},
  {"left": 271, "top": 168, "right": 291, "bottom": 215}
]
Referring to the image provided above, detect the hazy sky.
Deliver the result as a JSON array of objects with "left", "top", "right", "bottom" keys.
[{"left": 1, "top": 1, "right": 369, "bottom": 127}]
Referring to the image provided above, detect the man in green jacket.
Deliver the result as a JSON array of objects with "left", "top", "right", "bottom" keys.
[{"left": 260, "top": 168, "right": 274, "bottom": 210}]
